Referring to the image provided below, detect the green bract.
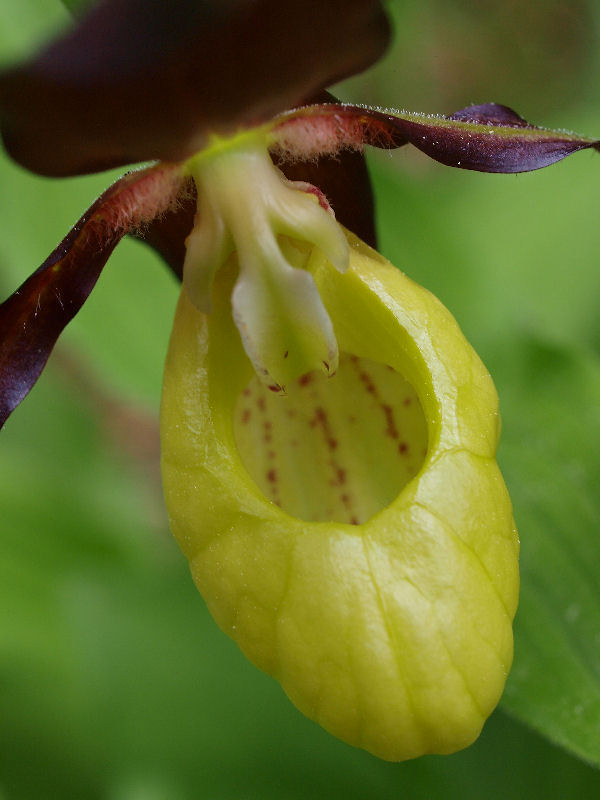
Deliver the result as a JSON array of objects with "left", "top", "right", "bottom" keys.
[{"left": 161, "top": 212, "right": 519, "bottom": 759}]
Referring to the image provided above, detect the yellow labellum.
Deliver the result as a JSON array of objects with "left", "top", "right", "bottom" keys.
[{"left": 161, "top": 231, "right": 519, "bottom": 761}]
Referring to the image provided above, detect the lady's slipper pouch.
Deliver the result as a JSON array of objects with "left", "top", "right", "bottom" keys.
[{"left": 160, "top": 132, "right": 520, "bottom": 761}]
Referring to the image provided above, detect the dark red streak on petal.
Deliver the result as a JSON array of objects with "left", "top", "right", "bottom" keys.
[{"left": 0, "top": 164, "right": 185, "bottom": 427}]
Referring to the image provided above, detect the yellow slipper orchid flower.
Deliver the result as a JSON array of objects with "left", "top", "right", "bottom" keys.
[{"left": 161, "top": 131, "right": 518, "bottom": 760}]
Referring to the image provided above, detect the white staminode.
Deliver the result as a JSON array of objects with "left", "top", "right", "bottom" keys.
[{"left": 183, "top": 132, "right": 349, "bottom": 391}]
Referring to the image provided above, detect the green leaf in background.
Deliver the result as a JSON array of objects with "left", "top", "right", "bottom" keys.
[
  {"left": 0, "top": 0, "right": 67, "bottom": 65},
  {"left": 495, "top": 337, "right": 600, "bottom": 767}
]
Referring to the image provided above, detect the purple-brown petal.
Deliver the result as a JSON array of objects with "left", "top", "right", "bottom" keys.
[
  {"left": 0, "top": 163, "right": 185, "bottom": 428},
  {"left": 270, "top": 102, "right": 600, "bottom": 173},
  {"left": 0, "top": 0, "right": 390, "bottom": 177}
]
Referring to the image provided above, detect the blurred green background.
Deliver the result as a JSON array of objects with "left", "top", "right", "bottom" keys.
[{"left": 1, "top": 1, "right": 600, "bottom": 797}]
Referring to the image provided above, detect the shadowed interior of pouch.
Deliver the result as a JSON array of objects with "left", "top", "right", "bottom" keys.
[{"left": 234, "top": 353, "right": 428, "bottom": 524}]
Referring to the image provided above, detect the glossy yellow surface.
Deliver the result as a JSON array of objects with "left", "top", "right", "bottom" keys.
[{"left": 161, "top": 231, "right": 519, "bottom": 761}]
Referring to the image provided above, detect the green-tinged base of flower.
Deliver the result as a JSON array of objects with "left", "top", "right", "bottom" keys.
[{"left": 161, "top": 230, "right": 519, "bottom": 762}]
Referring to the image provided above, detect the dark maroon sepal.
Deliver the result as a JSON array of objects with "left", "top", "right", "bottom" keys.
[
  {"left": 0, "top": 0, "right": 390, "bottom": 177},
  {"left": 0, "top": 163, "right": 184, "bottom": 427},
  {"left": 272, "top": 102, "right": 600, "bottom": 173}
]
